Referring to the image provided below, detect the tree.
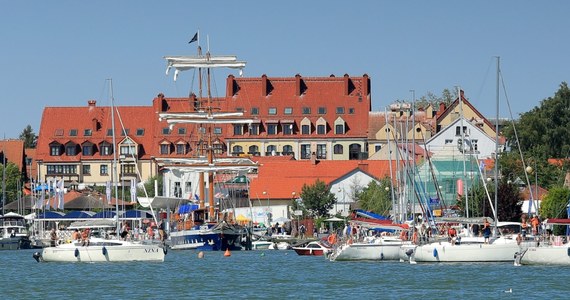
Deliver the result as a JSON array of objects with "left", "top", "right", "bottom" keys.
[
  {"left": 299, "top": 179, "right": 336, "bottom": 218},
  {"left": 414, "top": 88, "right": 457, "bottom": 110},
  {"left": 539, "top": 186, "right": 570, "bottom": 235},
  {"left": 139, "top": 175, "right": 163, "bottom": 198},
  {"left": 19, "top": 125, "right": 37, "bottom": 148},
  {"left": 357, "top": 178, "right": 392, "bottom": 216},
  {"left": 461, "top": 179, "right": 522, "bottom": 222},
  {"left": 0, "top": 162, "right": 22, "bottom": 204},
  {"left": 503, "top": 82, "right": 570, "bottom": 159}
]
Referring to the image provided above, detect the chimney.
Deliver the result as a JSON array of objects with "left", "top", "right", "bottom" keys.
[
  {"left": 226, "top": 74, "right": 235, "bottom": 97},
  {"left": 88, "top": 100, "right": 96, "bottom": 107},
  {"left": 362, "top": 74, "right": 369, "bottom": 98},
  {"left": 343, "top": 74, "right": 350, "bottom": 96},
  {"left": 261, "top": 74, "right": 268, "bottom": 97},
  {"left": 295, "top": 74, "right": 302, "bottom": 96}
]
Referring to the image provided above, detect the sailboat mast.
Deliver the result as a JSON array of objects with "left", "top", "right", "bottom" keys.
[
  {"left": 109, "top": 79, "right": 120, "bottom": 233},
  {"left": 494, "top": 56, "right": 500, "bottom": 230}
]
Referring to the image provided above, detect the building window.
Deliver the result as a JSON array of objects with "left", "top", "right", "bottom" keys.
[
  {"left": 236, "top": 107, "right": 243, "bottom": 112},
  {"left": 176, "top": 144, "right": 188, "bottom": 155},
  {"left": 375, "top": 145, "right": 381, "bottom": 152},
  {"left": 120, "top": 145, "right": 136, "bottom": 156},
  {"left": 251, "top": 107, "right": 259, "bottom": 115},
  {"left": 66, "top": 144, "right": 77, "bottom": 156},
  {"left": 100, "top": 144, "right": 112, "bottom": 156},
  {"left": 54, "top": 129, "right": 64, "bottom": 136},
  {"left": 160, "top": 144, "right": 170, "bottom": 154},
  {"left": 301, "top": 144, "right": 311, "bottom": 159},
  {"left": 302, "top": 124, "right": 310, "bottom": 135},
  {"left": 178, "top": 128, "right": 186, "bottom": 135},
  {"left": 100, "top": 164, "right": 108, "bottom": 175},
  {"left": 106, "top": 129, "right": 113, "bottom": 136},
  {"left": 268, "top": 107, "right": 277, "bottom": 115},
  {"left": 455, "top": 126, "right": 467, "bottom": 136},
  {"left": 121, "top": 164, "right": 136, "bottom": 175},
  {"left": 214, "top": 127, "right": 222, "bottom": 134},
  {"left": 50, "top": 145, "right": 62, "bottom": 156},
  {"left": 318, "top": 107, "right": 326, "bottom": 114},
  {"left": 162, "top": 127, "right": 171, "bottom": 135},
  {"left": 317, "top": 144, "right": 326, "bottom": 159},
  {"left": 348, "top": 108, "right": 355, "bottom": 114},
  {"left": 284, "top": 107, "right": 293, "bottom": 115},
  {"left": 335, "top": 124, "right": 344, "bottom": 134},
  {"left": 136, "top": 128, "right": 145, "bottom": 136},
  {"left": 302, "top": 107, "right": 311, "bottom": 114},
  {"left": 82, "top": 144, "right": 93, "bottom": 156},
  {"left": 249, "top": 124, "right": 259, "bottom": 135},
  {"left": 317, "top": 124, "right": 326, "bottom": 134},
  {"left": 213, "top": 142, "right": 224, "bottom": 154},
  {"left": 472, "top": 139, "right": 478, "bottom": 151},
  {"left": 283, "top": 145, "right": 293, "bottom": 155},
  {"left": 444, "top": 139, "right": 453, "bottom": 144},
  {"left": 266, "top": 145, "right": 278, "bottom": 156},
  {"left": 248, "top": 145, "right": 260, "bottom": 156},
  {"left": 121, "top": 129, "right": 129, "bottom": 136},
  {"left": 334, "top": 144, "right": 343, "bottom": 154},
  {"left": 336, "top": 107, "right": 345, "bottom": 114},
  {"left": 84, "top": 129, "right": 92, "bottom": 136},
  {"left": 82, "top": 165, "right": 91, "bottom": 175},
  {"left": 232, "top": 145, "right": 243, "bottom": 155},
  {"left": 69, "top": 129, "right": 78, "bottom": 136},
  {"left": 282, "top": 123, "right": 293, "bottom": 135},
  {"left": 233, "top": 124, "right": 243, "bottom": 135},
  {"left": 47, "top": 165, "right": 77, "bottom": 175},
  {"left": 267, "top": 124, "right": 278, "bottom": 135}
]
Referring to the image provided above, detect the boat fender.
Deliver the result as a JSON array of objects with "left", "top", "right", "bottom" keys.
[
  {"left": 380, "top": 253, "right": 384, "bottom": 260},
  {"left": 433, "top": 248, "right": 438, "bottom": 258},
  {"left": 163, "top": 246, "right": 168, "bottom": 255},
  {"left": 33, "top": 252, "right": 42, "bottom": 263},
  {"left": 405, "top": 249, "right": 414, "bottom": 256},
  {"left": 74, "top": 248, "right": 80, "bottom": 258},
  {"left": 102, "top": 246, "right": 107, "bottom": 256},
  {"left": 567, "top": 248, "right": 570, "bottom": 257}
]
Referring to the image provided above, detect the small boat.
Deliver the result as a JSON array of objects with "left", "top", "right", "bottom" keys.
[
  {"left": 251, "top": 240, "right": 273, "bottom": 250},
  {"left": 1, "top": 212, "right": 31, "bottom": 250},
  {"left": 515, "top": 219, "right": 570, "bottom": 266},
  {"left": 292, "top": 241, "right": 332, "bottom": 256},
  {"left": 329, "top": 235, "right": 404, "bottom": 261}
]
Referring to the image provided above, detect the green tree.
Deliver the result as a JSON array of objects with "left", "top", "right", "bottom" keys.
[
  {"left": 414, "top": 88, "right": 457, "bottom": 110},
  {"left": 1, "top": 162, "right": 22, "bottom": 204},
  {"left": 461, "top": 179, "right": 522, "bottom": 222},
  {"left": 139, "top": 174, "right": 164, "bottom": 198},
  {"left": 19, "top": 125, "right": 37, "bottom": 148},
  {"left": 539, "top": 186, "right": 570, "bottom": 235},
  {"left": 503, "top": 82, "right": 570, "bottom": 159},
  {"left": 299, "top": 179, "right": 336, "bottom": 218},
  {"left": 357, "top": 178, "right": 392, "bottom": 216}
]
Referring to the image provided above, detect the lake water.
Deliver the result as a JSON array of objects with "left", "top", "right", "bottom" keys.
[{"left": 2, "top": 249, "right": 569, "bottom": 299}]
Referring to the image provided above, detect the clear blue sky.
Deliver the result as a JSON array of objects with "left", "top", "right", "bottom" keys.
[{"left": 1, "top": 1, "right": 568, "bottom": 139}]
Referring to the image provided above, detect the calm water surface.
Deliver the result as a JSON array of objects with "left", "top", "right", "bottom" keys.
[{"left": 2, "top": 249, "right": 569, "bottom": 299}]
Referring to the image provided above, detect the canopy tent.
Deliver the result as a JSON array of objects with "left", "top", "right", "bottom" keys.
[
  {"left": 121, "top": 210, "right": 154, "bottom": 219},
  {"left": 63, "top": 211, "right": 96, "bottom": 219},
  {"left": 91, "top": 211, "right": 117, "bottom": 219},
  {"left": 35, "top": 211, "right": 65, "bottom": 219},
  {"left": 178, "top": 204, "right": 199, "bottom": 214},
  {"left": 138, "top": 196, "right": 188, "bottom": 210}
]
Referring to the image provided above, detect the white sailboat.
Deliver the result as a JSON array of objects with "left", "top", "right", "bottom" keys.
[
  {"left": 515, "top": 218, "right": 570, "bottom": 266},
  {"left": 34, "top": 80, "right": 165, "bottom": 262}
]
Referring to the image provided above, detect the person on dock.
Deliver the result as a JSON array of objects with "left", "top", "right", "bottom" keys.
[{"left": 299, "top": 224, "right": 306, "bottom": 239}]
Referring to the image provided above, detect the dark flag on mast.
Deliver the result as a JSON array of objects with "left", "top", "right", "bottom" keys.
[{"left": 189, "top": 32, "right": 198, "bottom": 44}]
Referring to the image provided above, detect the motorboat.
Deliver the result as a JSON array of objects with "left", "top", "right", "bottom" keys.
[
  {"left": 329, "top": 235, "right": 404, "bottom": 261},
  {"left": 292, "top": 241, "right": 332, "bottom": 256},
  {"left": 1, "top": 212, "right": 31, "bottom": 250}
]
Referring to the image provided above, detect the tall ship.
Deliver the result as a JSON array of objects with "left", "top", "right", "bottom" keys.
[{"left": 155, "top": 33, "right": 257, "bottom": 251}]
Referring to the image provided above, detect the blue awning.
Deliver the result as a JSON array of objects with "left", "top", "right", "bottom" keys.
[
  {"left": 178, "top": 204, "right": 199, "bottom": 214},
  {"left": 36, "top": 211, "right": 65, "bottom": 219},
  {"left": 121, "top": 210, "right": 153, "bottom": 219},
  {"left": 91, "top": 211, "right": 117, "bottom": 218},
  {"left": 63, "top": 211, "right": 96, "bottom": 219}
]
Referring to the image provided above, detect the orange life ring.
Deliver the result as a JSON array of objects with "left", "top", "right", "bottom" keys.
[{"left": 327, "top": 234, "right": 337, "bottom": 244}]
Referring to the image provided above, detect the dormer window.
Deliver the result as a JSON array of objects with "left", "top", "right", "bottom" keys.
[
  {"left": 82, "top": 142, "right": 94, "bottom": 156},
  {"left": 50, "top": 143, "right": 62, "bottom": 156},
  {"left": 65, "top": 142, "right": 78, "bottom": 156},
  {"left": 69, "top": 129, "right": 78, "bottom": 136},
  {"left": 84, "top": 129, "right": 92, "bottom": 136},
  {"left": 136, "top": 128, "right": 145, "bottom": 136},
  {"left": 100, "top": 142, "right": 112, "bottom": 156},
  {"left": 233, "top": 124, "right": 243, "bottom": 135}
]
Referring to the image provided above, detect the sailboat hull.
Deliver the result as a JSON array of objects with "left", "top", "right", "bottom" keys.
[
  {"left": 39, "top": 239, "right": 165, "bottom": 262},
  {"left": 412, "top": 238, "right": 523, "bottom": 262},
  {"left": 169, "top": 225, "right": 243, "bottom": 251}
]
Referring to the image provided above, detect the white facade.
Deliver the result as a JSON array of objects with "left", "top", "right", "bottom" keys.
[
  {"left": 424, "top": 117, "right": 498, "bottom": 159},
  {"left": 329, "top": 170, "right": 380, "bottom": 216}
]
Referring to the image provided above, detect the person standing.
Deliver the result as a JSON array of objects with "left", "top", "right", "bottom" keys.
[{"left": 50, "top": 228, "right": 58, "bottom": 247}]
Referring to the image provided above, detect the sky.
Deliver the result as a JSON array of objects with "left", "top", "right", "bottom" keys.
[{"left": 1, "top": 1, "right": 568, "bottom": 139}]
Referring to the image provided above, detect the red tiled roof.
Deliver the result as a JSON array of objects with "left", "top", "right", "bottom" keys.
[
  {"left": 249, "top": 159, "right": 395, "bottom": 199},
  {"left": 36, "top": 101, "right": 157, "bottom": 162},
  {"left": 0, "top": 139, "right": 25, "bottom": 170}
]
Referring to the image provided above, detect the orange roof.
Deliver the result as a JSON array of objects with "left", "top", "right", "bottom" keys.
[
  {"left": 0, "top": 139, "right": 25, "bottom": 170},
  {"left": 520, "top": 185, "right": 548, "bottom": 201},
  {"left": 249, "top": 159, "right": 395, "bottom": 199}
]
